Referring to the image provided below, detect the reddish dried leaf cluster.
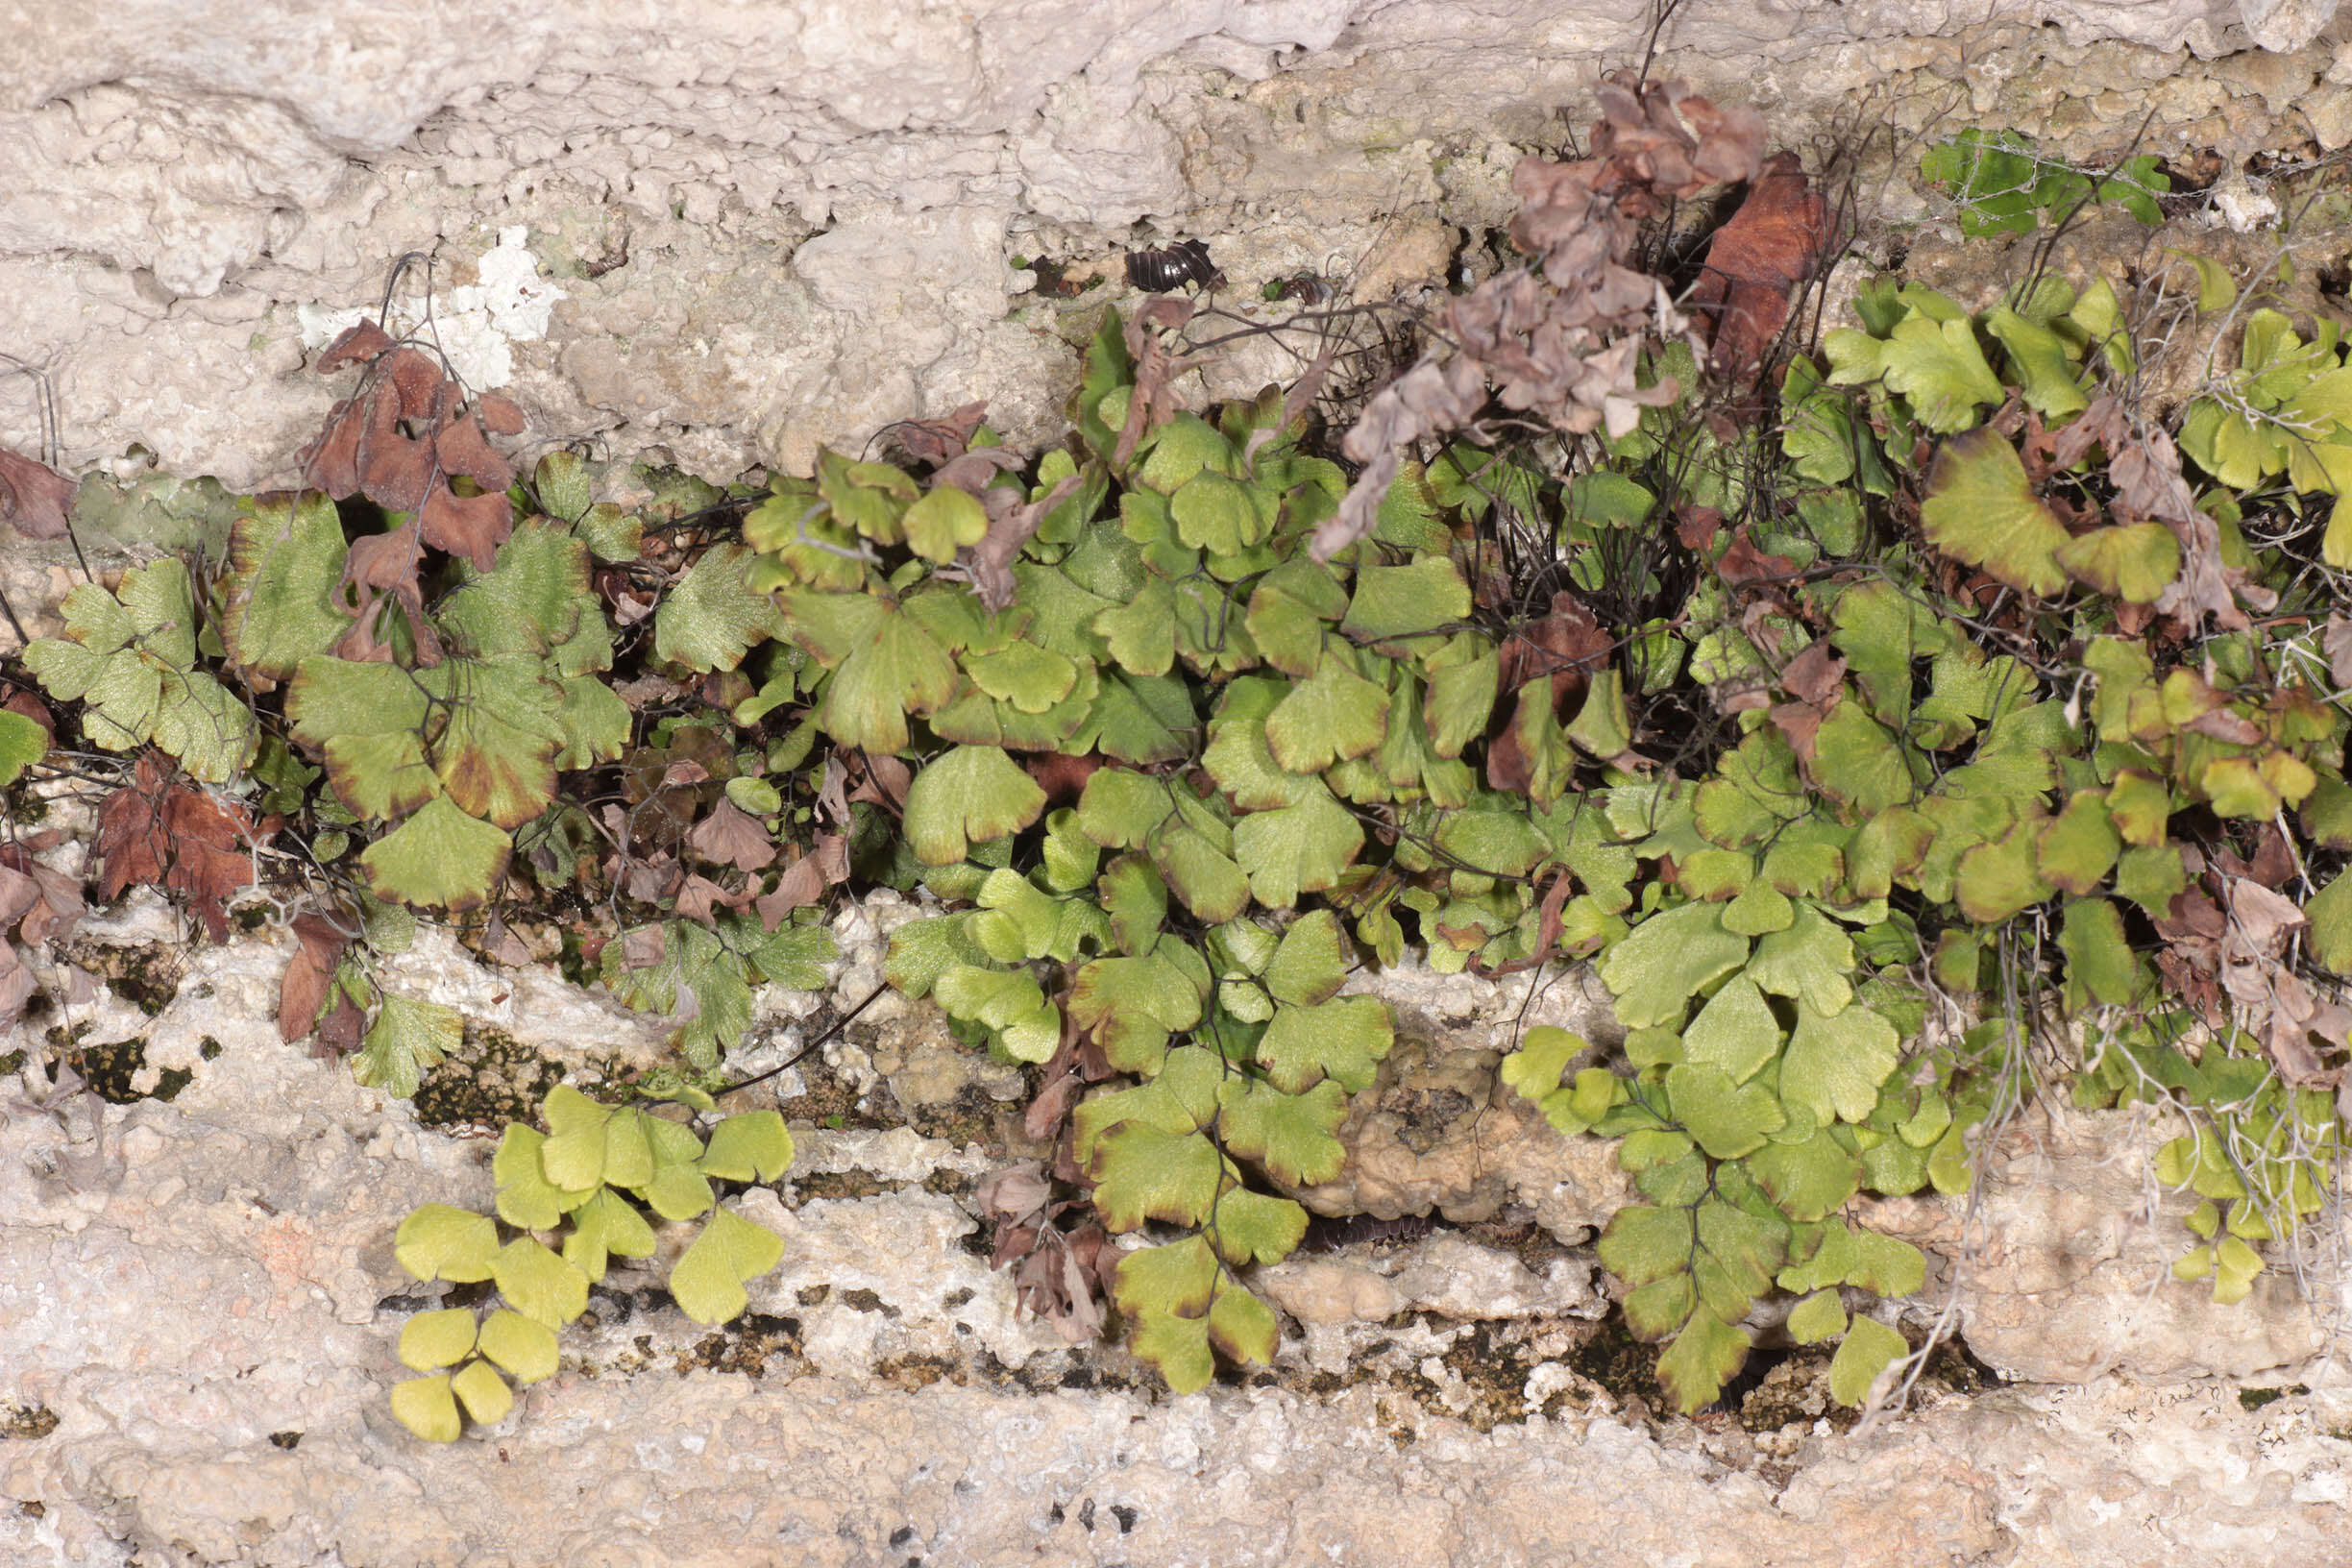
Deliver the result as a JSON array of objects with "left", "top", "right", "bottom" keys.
[
  {"left": 1114, "top": 297, "right": 1200, "bottom": 467},
  {"left": 1318, "top": 72, "right": 1768, "bottom": 560},
  {"left": 1584, "top": 75, "right": 1769, "bottom": 205},
  {"left": 599, "top": 783, "right": 764, "bottom": 928},
  {"left": 962, "top": 465, "right": 1073, "bottom": 615},
  {"left": 94, "top": 756, "right": 276, "bottom": 943},
  {"left": 975, "top": 987, "right": 1176, "bottom": 1341},
  {"left": 869, "top": 396, "right": 1086, "bottom": 613},
  {"left": 297, "top": 320, "right": 526, "bottom": 659},
  {"left": 945, "top": 301, "right": 1188, "bottom": 610},
  {"left": 1760, "top": 641, "right": 1848, "bottom": 764},
  {"left": 753, "top": 834, "right": 848, "bottom": 927}
]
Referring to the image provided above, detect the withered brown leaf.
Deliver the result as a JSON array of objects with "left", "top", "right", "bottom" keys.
[
  {"left": 0, "top": 445, "right": 78, "bottom": 541},
  {"left": 968, "top": 470, "right": 1081, "bottom": 612},
  {"left": 279, "top": 913, "right": 354, "bottom": 1042},
  {"left": 313, "top": 992, "right": 366, "bottom": 1058},
  {"left": 0, "top": 864, "right": 38, "bottom": 935},
  {"left": 418, "top": 486, "right": 514, "bottom": 573},
  {"left": 892, "top": 401, "right": 989, "bottom": 468},
  {"left": 0, "top": 843, "right": 82, "bottom": 946},
  {"left": 356, "top": 378, "right": 438, "bottom": 513},
  {"left": 673, "top": 873, "right": 737, "bottom": 927},
  {"left": 928, "top": 445, "right": 1025, "bottom": 498},
  {"left": 1778, "top": 641, "right": 1847, "bottom": 706},
  {"left": 380, "top": 346, "right": 448, "bottom": 421},
  {"left": 621, "top": 924, "right": 668, "bottom": 968},
  {"left": 298, "top": 398, "right": 366, "bottom": 498},
  {"left": 1466, "top": 868, "right": 1580, "bottom": 975},
  {"left": 477, "top": 912, "right": 535, "bottom": 968},
  {"left": 1498, "top": 591, "right": 1611, "bottom": 696},
  {"left": 1675, "top": 505, "right": 1724, "bottom": 552},
  {"left": 754, "top": 834, "right": 848, "bottom": 929},
  {"left": 689, "top": 798, "right": 777, "bottom": 873},
  {"left": 1769, "top": 699, "right": 1826, "bottom": 763},
  {"left": 435, "top": 414, "right": 516, "bottom": 493},
  {"left": 476, "top": 392, "right": 527, "bottom": 436},
  {"left": 754, "top": 857, "right": 826, "bottom": 929},
  {"left": 1691, "top": 152, "right": 1830, "bottom": 378},
  {"left": 1716, "top": 528, "right": 1800, "bottom": 590},
  {"left": 846, "top": 752, "right": 911, "bottom": 812},
  {"left": 1484, "top": 683, "right": 1552, "bottom": 797},
  {"left": 315, "top": 321, "right": 395, "bottom": 374},
  {"left": 303, "top": 324, "right": 524, "bottom": 616},
  {"left": 2325, "top": 614, "right": 2352, "bottom": 691},
  {"left": 1111, "top": 298, "right": 1199, "bottom": 472}
]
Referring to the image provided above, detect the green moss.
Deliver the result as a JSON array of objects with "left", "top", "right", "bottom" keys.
[
  {"left": 1561, "top": 1312, "right": 1672, "bottom": 1416},
  {"left": 58, "top": 1038, "right": 190, "bottom": 1104},
  {"left": 674, "top": 1313, "right": 809, "bottom": 1380},
  {"left": 0, "top": 1403, "right": 60, "bottom": 1439},
  {"left": 53, "top": 939, "right": 184, "bottom": 1017},
  {"left": 791, "top": 1170, "right": 894, "bottom": 1201},
  {"left": 408, "top": 1022, "right": 564, "bottom": 1132},
  {"left": 897, "top": 1082, "right": 1009, "bottom": 1146},
  {"left": 2240, "top": 1384, "right": 2306, "bottom": 1411}
]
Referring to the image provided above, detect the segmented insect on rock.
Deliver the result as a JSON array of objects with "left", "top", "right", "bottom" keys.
[{"left": 1125, "top": 238, "right": 1223, "bottom": 293}]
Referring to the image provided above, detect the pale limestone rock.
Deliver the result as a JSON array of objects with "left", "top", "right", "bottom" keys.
[
  {"left": 1258, "top": 1256, "right": 1407, "bottom": 1325},
  {"left": 787, "top": 1125, "right": 991, "bottom": 1186},
  {"left": 6, "top": 918, "right": 2352, "bottom": 1564},
  {"left": 1258, "top": 1231, "right": 1602, "bottom": 1327},
  {"left": 1285, "top": 1030, "right": 1636, "bottom": 1240},
  {"left": 0, "top": 0, "right": 2335, "bottom": 500},
  {"left": 2240, "top": 0, "right": 2340, "bottom": 52},
  {"left": 735, "top": 1188, "right": 1069, "bottom": 1378},
  {"left": 1861, "top": 1106, "right": 2339, "bottom": 1384}
]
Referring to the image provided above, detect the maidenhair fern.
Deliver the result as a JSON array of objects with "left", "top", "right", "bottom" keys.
[
  {"left": 12, "top": 130, "right": 2352, "bottom": 1434},
  {"left": 389, "top": 1086, "right": 791, "bottom": 1439}
]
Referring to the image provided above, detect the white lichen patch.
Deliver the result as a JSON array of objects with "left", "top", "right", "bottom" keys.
[
  {"left": 2204, "top": 172, "right": 2282, "bottom": 233},
  {"left": 296, "top": 225, "right": 568, "bottom": 389}
]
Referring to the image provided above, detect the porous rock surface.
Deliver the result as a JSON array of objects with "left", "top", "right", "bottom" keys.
[
  {"left": 4, "top": 0, "right": 2352, "bottom": 499},
  {"left": 4, "top": 903, "right": 2351, "bottom": 1565},
  {"left": 1862, "top": 1109, "right": 2343, "bottom": 1386}
]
